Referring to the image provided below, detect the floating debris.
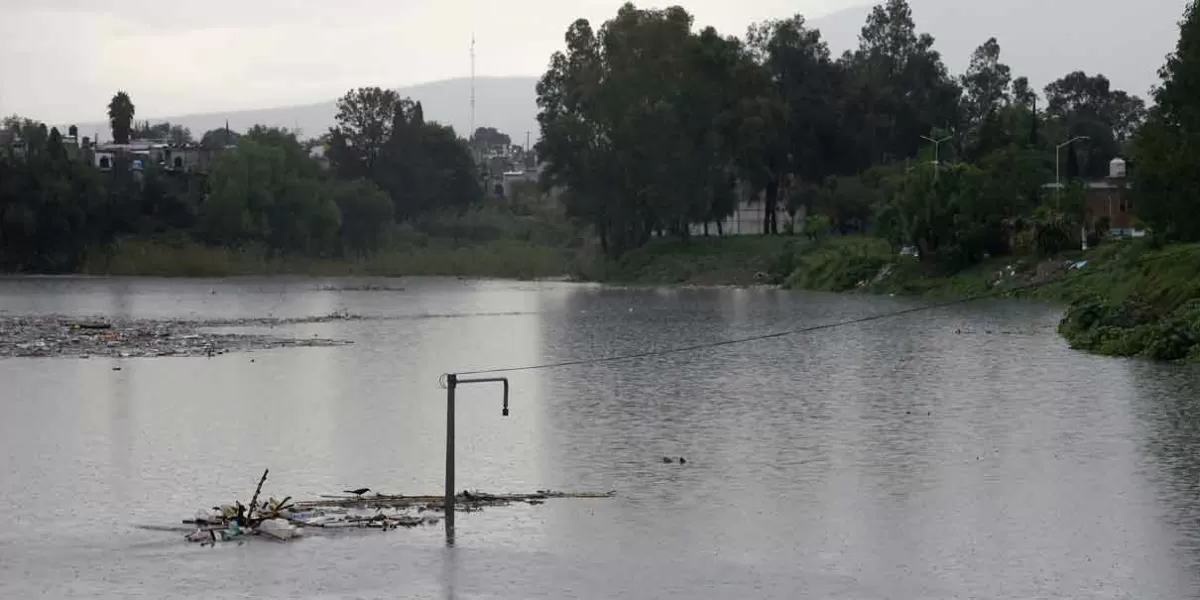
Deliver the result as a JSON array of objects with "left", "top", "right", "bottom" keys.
[
  {"left": 0, "top": 315, "right": 352, "bottom": 359},
  {"left": 166, "top": 468, "right": 614, "bottom": 546},
  {"left": 316, "top": 283, "right": 406, "bottom": 292}
]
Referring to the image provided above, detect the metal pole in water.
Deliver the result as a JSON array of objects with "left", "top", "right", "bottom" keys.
[
  {"left": 441, "top": 374, "right": 509, "bottom": 544},
  {"left": 444, "top": 373, "right": 457, "bottom": 540}
]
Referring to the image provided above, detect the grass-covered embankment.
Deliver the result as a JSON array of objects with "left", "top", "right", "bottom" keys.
[
  {"left": 788, "top": 237, "right": 1200, "bottom": 361},
  {"left": 585, "top": 235, "right": 799, "bottom": 285},
  {"left": 1044, "top": 242, "right": 1200, "bottom": 361},
  {"left": 77, "top": 216, "right": 1200, "bottom": 361},
  {"left": 586, "top": 232, "right": 1200, "bottom": 361},
  {"left": 80, "top": 205, "right": 592, "bottom": 280},
  {"left": 83, "top": 237, "right": 576, "bottom": 279}
]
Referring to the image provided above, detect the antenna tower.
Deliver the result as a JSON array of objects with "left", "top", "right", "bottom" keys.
[{"left": 470, "top": 35, "right": 476, "bottom": 144}]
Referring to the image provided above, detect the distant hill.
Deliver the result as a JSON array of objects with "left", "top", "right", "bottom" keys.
[
  {"left": 74, "top": 76, "right": 539, "bottom": 145},
  {"left": 72, "top": 0, "right": 1183, "bottom": 143}
]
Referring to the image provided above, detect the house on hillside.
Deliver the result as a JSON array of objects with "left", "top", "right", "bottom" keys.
[
  {"left": 93, "top": 141, "right": 215, "bottom": 173},
  {"left": 1043, "top": 157, "right": 1144, "bottom": 238}
]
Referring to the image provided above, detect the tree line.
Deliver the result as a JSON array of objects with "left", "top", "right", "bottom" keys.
[
  {"left": 535, "top": 0, "right": 1193, "bottom": 268},
  {"left": 1, "top": 88, "right": 484, "bottom": 271}
]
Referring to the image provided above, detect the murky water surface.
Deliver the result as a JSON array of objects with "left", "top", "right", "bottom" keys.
[{"left": 2, "top": 276, "right": 1199, "bottom": 598}]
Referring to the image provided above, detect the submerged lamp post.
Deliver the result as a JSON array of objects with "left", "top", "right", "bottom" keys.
[{"left": 440, "top": 373, "right": 510, "bottom": 542}]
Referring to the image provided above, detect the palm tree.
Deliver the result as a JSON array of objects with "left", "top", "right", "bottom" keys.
[{"left": 107, "top": 91, "right": 135, "bottom": 144}]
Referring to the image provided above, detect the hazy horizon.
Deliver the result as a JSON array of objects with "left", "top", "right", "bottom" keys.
[
  {"left": 2, "top": 0, "right": 1186, "bottom": 138},
  {"left": 0, "top": 0, "right": 852, "bottom": 124}
]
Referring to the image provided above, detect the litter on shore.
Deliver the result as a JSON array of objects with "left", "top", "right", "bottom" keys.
[{"left": 165, "top": 469, "right": 614, "bottom": 546}]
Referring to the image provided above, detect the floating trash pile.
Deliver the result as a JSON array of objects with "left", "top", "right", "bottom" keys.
[
  {"left": 167, "top": 469, "right": 614, "bottom": 546},
  {"left": 0, "top": 315, "right": 353, "bottom": 359}
]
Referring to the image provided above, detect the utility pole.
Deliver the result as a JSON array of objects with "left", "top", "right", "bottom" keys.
[
  {"left": 524, "top": 130, "right": 532, "bottom": 169},
  {"left": 469, "top": 34, "right": 476, "bottom": 163}
]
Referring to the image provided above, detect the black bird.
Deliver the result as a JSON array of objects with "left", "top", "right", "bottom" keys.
[
  {"left": 679, "top": 457, "right": 686, "bottom": 464},
  {"left": 662, "top": 457, "right": 673, "bottom": 464},
  {"left": 344, "top": 488, "right": 370, "bottom": 496}
]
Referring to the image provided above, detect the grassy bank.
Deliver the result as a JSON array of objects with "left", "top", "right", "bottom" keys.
[
  {"left": 82, "top": 237, "right": 578, "bottom": 279},
  {"left": 586, "top": 233, "right": 1200, "bottom": 361},
  {"left": 585, "top": 236, "right": 798, "bottom": 285},
  {"left": 73, "top": 222, "right": 1200, "bottom": 361},
  {"left": 1043, "top": 242, "right": 1200, "bottom": 361},
  {"left": 79, "top": 202, "right": 593, "bottom": 279}
]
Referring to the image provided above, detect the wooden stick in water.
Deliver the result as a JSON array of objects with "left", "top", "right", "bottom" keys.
[{"left": 245, "top": 468, "right": 269, "bottom": 522}]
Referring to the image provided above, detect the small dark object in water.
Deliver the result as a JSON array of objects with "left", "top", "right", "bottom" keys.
[
  {"left": 112, "top": 366, "right": 121, "bottom": 371},
  {"left": 73, "top": 321, "right": 112, "bottom": 330},
  {"left": 662, "top": 457, "right": 672, "bottom": 464},
  {"left": 344, "top": 488, "right": 370, "bottom": 496},
  {"left": 678, "top": 457, "right": 686, "bottom": 464}
]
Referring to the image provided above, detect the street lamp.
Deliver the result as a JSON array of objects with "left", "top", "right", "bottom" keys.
[
  {"left": 1055, "top": 136, "right": 1090, "bottom": 209},
  {"left": 920, "top": 134, "right": 954, "bottom": 181}
]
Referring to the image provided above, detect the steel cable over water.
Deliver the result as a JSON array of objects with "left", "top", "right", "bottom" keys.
[{"left": 447, "top": 246, "right": 1196, "bottom": 380}]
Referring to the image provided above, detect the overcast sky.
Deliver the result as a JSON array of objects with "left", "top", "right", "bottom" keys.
[{"left": 0, "top": 0, "right": 854, "bottom": 124}]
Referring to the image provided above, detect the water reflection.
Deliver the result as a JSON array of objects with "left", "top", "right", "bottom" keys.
[
  {"left": 536, "top": 286, "right": 1200, "bottom": 597},
  {"left": 1128, "top": 361, "right": 1200, "bottom": 577},
  {"left": 1, "top": 277, "right": 1198, "bottom": 598}
]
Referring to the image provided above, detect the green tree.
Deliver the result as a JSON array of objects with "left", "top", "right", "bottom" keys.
[
  {"left": 472, "top": 127, "right": 511, "bottom": 150},
  {"left": 839, "top": 0, "right": 962, "bottom": 167},
  {"left": 332, "top": 179, "right": 394, "bottom": 257},
  {"left": 1133, "top": 0, "right": 1200, "bottom": 241},
  {"left": 202, "top": 141, "right": 270, "bottom": 244},
  {"left": 962, "top": 38, "right": 1011, "bottom": 121},
  {"left": 1044, "top": 71, "right": 1145, "bottom": 177},
  {"left": 746, "top": 14, "right": 843, "bottom": 233},
  {"left": 0, "top": 117, "right": 105, "bottom": 271},
  {"left": 329, "top": 87, "right": 404, "bottom": 177},
  {"left": 244, "top": 126, "right": 320, "bottom": 179},
  {"left": 107, "top": 92, "right": 135, "bottom": 144},
  {"left": 886, "top": 160, "right": 1014, "bottom": 269},
  {"left": 201, "top": 129, "right": 340, "bottom": 254},
  {"left": 367, "top": 98, "right": 481, "bottom": 219},
  {"left": 1011, "top": 76, "right": 1037, "bottom": 106},
  {"left": 200, "top": 127, "right": 240, "bottom": 150},
  {"left": 417, "top": 123, "right": 483, "bottom": 213},
  {"left": 961, "top": 38, "right": 1012, "bottom": 159},
  {"left": 133, "top": 122, "right": 193, "bottom": 144},
  {"left": 537, "top": 3, "right": 758, "bottom": 253}
]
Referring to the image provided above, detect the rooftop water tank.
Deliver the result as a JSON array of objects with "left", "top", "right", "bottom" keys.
[{"left": 1110, "top": 157, "right": 1127, "bottom": 179}]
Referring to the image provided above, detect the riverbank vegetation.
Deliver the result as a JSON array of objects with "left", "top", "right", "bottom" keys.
[
  {"left": 79, "top": 182, "right": 589, "bottom": 279},
  {"left": 537, "top": 0, "right": 1200, "bottom": 360},
  {"left": 2, "top": 90, "right": 586, "bottom": 277},
  {"left": 536, "top": 1, "right": 1146, "bottom": 265},
  {"left": 5, "top": 0, "right": 1200, "bottom": 359}
]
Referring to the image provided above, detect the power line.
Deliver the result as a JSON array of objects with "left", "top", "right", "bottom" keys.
[{"left": 452, "top": 245, "right": 1194, "bottom": 377}]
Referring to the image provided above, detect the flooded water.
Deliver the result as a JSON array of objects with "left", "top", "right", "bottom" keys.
[{"left": 1, "top": 276, "right": 1199, "bottom": 599}]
